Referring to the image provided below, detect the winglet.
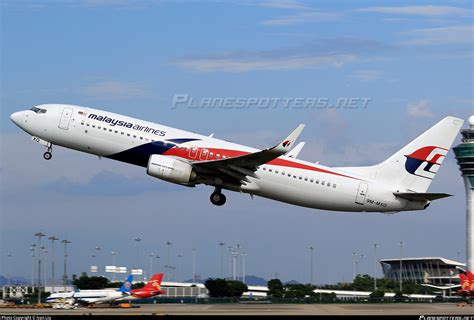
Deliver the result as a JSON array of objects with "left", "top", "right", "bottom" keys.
[{"left": 271, "top": 124, "right": 305, "bottom": 154}]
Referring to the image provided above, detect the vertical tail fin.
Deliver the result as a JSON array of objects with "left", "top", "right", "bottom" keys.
[
  {"left": 341, "top": 117, "right": 464, "bottom": 192},
  {"left": 467, "top": 271, "right": 474, "bottom": 291},
  {"left": 142, "top": 273, "right": 163, "bottom": 292},
  {"left": 118, "top": 274, "right": 133, "bottom": 293}
]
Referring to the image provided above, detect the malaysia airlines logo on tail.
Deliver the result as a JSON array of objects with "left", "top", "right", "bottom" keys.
[
  {"left": 282, "top": 140, "right": 291, "bottom": 148},
  {"left": 404, "top": 146, "right": 448, "bottom": 180}
]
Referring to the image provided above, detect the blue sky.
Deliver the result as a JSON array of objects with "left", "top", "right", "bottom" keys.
[{"left": 1, "top": 0, "right": 473, "bottom": 284}]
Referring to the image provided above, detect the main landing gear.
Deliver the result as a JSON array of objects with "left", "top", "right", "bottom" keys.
[
  {"left": 43, "top": 145, "right": 53, "bottom": 160},
  {"left": 210, "top": 188, "right": 226, "bottom": 206}
]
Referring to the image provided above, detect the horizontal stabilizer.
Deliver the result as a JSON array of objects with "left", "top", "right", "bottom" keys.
[{"left": 394, "top": 192, "right": 452, "bottom": 201}]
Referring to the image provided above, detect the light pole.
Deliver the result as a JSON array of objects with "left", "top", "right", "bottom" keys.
[
  {"left": 95, "top": 246, "right": 101, "bottom": 276},
  {"left": 34, "top": 232, "right": 46, "bottom": 303},
  {"left": 62, "top": 239, "right": 71, "bottom": 292},
  {"left": 148, "top": 253, "right": 155, "bottom": 280},
  {"left": 111, "top": 251, "right": 117, "bottom": 282},
  {"left": 91, "top": 254, "right": 97, "bottom": 273},
  {"left": 48, "top": 236, "right": 59, "bottom": 293},
  {"left": 192, "top": 249, "right": 196, "bottom": 284},
  {"left": 352, "top": 252, "right": 357, "bottom": 281},
  {"left": 309, "top": 246, "right": 315, "bottom": 286},
  {"left": 399, "top": 241, "right": 404, "bottom": 293},
  {"left": 42, "top": 247, "right": 47, "bottom": 287},
  {"left": 236, "top": 244, "right": 241, "bottom": 280},
  {"left": 219, "top": 242, "right": 225, "bottom": 278},
  {"left": 373, "top": 244, "right": 378, "bottom": 291},
  {"left": 156, "top": 255, "right": 160, "bottom": 273},
  {"left": 231, "top": 249, "right": 238, "bottom": 280},
  {"left": 30, "top": 244, "right": 36, "bottom": 287},
  {"left": 177, "top": 254, "right": 183, "bottom": 282},
  {"left": 227, "top": 246, "right": 234, "bottom": 280},
  {"left": 134, "top": 237, "right": 142, "bottom": 281},
  {"left": 7, "top": 253, "right": 12, "bottom": 286},
  {"left": 166, "top": 241, "right": 172, "bottom": 281},
  {"left": 359, "top": 254, "right": 365, "bottom": 275},
  {"left": 241, "top": 253, "right": 247, "bottom": 284}
]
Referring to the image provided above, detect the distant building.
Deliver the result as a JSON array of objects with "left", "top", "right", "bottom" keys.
[
  {"left": 1, "top": 286, "right": 35, "bottom": 299},
  {"left": 380, "top": 257, "right": 465, "bottom": 286}
]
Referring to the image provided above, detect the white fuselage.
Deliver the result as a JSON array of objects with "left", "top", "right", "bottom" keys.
[
  {"left": 46, "top": 289, "right": 126, "bottom": 304},
  {"left": 10, "top": 104, "right": 426, "bottom": 213}
]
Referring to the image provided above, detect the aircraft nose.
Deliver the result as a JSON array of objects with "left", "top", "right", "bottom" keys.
[{"left": 10, "top": 111, "right": 23, "bottom": 126}]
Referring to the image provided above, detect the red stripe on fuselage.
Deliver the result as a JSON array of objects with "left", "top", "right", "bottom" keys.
[{"left": 163, "top": 146, "right": 359, "bottom": 180}]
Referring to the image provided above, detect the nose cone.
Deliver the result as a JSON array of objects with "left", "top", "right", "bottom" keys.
[{"left": 10, "top": 111, "right": 22, "bottom": 126}]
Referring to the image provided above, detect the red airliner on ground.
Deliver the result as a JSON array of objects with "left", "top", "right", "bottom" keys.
[{"left": 119, "top": 273, "right": 165, "bottom": 301}]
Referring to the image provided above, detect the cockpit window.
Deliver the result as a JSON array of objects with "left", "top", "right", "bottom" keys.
[{"left": 30, "top": 107, "right": 47, "bottom": 114}]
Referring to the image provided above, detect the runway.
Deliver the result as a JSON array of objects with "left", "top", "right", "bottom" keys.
[{"left": 1, "top": 303, "right": 474, "bottom": 316}]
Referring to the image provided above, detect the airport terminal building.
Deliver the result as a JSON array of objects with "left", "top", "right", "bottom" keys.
[{"left": 380, "top": 257, "right": 465, "bottom": 286}]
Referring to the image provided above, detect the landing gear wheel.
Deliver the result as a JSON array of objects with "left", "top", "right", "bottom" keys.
[
  {"left": 210, "top": 192, "right": 226, "bottom": 206},
  {"left": 43, "top": 151, "right": 52, "bottom": 160}
]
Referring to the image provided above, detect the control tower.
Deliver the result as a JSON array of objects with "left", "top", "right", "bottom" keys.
[{"left": 453, "top": 116, "right": 474, "bottom": 271}]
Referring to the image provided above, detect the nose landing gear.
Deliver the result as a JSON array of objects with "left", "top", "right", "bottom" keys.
[{"left": 210, "top": 188, "right": 226, "bottom": 206}]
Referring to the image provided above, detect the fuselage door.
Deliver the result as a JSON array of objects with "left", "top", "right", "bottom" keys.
[
  {"left": 199, "top": 149, "right": 209, "bottom": 160},
  {"left": 355, "top": 182, "right": 368, "bottom": 205},
  {"left": 58, "top": 108, "right": 73, "bottom": 130}
]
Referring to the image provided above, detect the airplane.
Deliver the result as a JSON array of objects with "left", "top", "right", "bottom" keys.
[
  {"left": 118, "top": 273, "right": 165, "bottom": 301},
  {"left": 10, "top": 104, "right": 464, "bottom": 212},
  {"left": 46, "top": 274, "right": 133, "bottom": 305}
]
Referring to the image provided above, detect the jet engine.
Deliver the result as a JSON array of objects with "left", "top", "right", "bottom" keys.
[{"left": 147, "top": 154, "right": 196, "bottom": 184}]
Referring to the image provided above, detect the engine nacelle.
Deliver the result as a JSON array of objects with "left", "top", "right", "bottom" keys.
[{"left": 147, "top": 154, "right": 196, "bottom": 184}]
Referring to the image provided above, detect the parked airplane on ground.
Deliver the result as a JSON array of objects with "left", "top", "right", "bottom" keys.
[
  {"left": 46, "top": 274, "right": 133, "bottom": 305},
  {"left": 118, "top": 273, "right": 165, "bottom": 301},
  {"left": 10, "top": 104, "right": 464, "bottom": 212}
]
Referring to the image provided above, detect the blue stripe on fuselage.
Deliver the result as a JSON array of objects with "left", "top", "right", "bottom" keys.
[
  {"left": 106, "top": 141, "right": 176, "bottom": 167},
  {"left": 166, "top": 138, "right": 201, "bottom": 144}
]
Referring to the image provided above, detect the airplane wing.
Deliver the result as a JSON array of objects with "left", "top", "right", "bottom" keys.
[{"left": 192, "top": 124, "right": 305, "bottom": 184}]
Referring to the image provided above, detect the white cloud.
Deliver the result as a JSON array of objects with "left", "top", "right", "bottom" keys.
[
  {"left": 407, "top": 100, "right": 434, "bottom": 118},
  {"left": 175, "top": 54, "right": 357, "bottom": 72},
  {"left": 400, "top": 25, "right": 474, "bottom": 46},
  {"left": 254, "top": 0, "right": 308, "bottom": 10},
  {"left": 357, "top": 5, "right": 473, "bottom": 16},
  {"left": 79, "top": 81, "right": 149, "bottom": 99},
  {"left": 259, "top": 10, "right": 342, "bottom": 26},
  {"left": 174, "top": 38, "right": 390, "bottom": 72},
  {"left": 349, "top": 69, "right": 383, "bottom": 82}
]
